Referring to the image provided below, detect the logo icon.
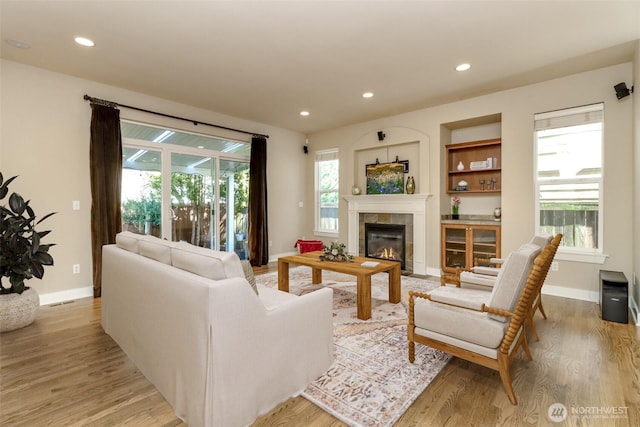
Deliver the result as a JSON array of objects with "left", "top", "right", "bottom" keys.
[{"left": 548, "top": 403, "right": 568, "bottom": 423}]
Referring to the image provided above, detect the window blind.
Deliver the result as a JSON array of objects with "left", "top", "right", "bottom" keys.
[{"left": 534, "top": 103, "right": 603, "bottom": 131}]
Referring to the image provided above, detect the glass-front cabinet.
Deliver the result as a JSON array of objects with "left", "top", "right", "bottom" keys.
[{"left": 441, "top": 223, "right": 501, "bottom": 273}]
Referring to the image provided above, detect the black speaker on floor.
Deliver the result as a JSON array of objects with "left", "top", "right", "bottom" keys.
[{"left": 600, "top": 270, "right": 628, "bottom": 323}]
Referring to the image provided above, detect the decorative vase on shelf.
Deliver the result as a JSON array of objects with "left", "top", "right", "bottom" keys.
[
  {"left": 452, "top": 206, "right": 459, "bottom": 220},
  {"left": 351, "top": 185, "right": 361, "bottom": 195},
  {"left": 494, "top": 207, "right": 502, "bottom": 221},
  {"left": 457, "top": 161, "right": 465, "bottom": 171},
  {"left": 405, "top": 176, "right": 415, "bottom": 194}
]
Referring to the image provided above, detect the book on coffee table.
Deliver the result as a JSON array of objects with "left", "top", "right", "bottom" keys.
[{"left": 361, "top": 261, "right": 380, "bottom": 268}]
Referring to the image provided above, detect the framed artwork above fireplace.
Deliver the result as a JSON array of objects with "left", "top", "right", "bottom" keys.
[{"left": 365, "top": 162, "right": 405, "bottom": 194}]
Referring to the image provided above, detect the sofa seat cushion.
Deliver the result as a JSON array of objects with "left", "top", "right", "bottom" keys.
[{"left": 413, "top": 297, "right": 507, "bottom": 349}]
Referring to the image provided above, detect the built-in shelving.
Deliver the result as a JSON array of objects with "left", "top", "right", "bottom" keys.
[
  {"left": 446, "top": 138, "right": 501, "bottom": 194},
  {"left": 441, "top": 223, "right": 501, "bottom": 273}
]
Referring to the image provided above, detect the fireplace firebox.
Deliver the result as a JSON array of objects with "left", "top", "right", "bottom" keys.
[{"left": 364, "top": 223, "right": 405, "bottom": 270}]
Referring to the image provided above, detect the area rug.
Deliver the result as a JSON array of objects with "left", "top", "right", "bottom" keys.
[{"left": 256, "top": 267, "right": 451, "bottom": 427}]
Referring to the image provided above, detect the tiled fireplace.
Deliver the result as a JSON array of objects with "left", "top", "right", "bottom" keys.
[
  {"left": 363, "top": 218, "right": 410, "bottom": 271},
  {"left": 344, "top": 194, "right": 429, "bottom": 275}
]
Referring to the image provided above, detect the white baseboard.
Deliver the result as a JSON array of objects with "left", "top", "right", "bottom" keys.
[
  {"left": 541, "top": 285, "right": 599, "bottom": 302},
  {"left": 630, "top": 296, "right": 640, "bottom": 326},
  {"left": 268, "top": 251, "right": 299, "bottom": 263},
  {"left": 426, "top": 267, "right": 442, "bottom": 278},
  {"left": 39, "top": 286, "right": 94, "bottom": 306}
]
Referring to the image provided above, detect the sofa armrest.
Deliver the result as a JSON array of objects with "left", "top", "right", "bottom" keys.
[{"left": 208, "top": 284, "right": 333, "bottom": 426}]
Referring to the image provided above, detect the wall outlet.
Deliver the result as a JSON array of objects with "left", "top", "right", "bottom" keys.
[
  {"left": 551, "top": 261, "right": 559, "bottom": 271},
  {"left": 73, "top": 264, "right": 80, "bottom": 274},
  {"left": 72, "top": 200, "right": 80, "bottom": 210}
]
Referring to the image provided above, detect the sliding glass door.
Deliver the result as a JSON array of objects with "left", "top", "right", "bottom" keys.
[
  {"left": 121, "top": 147, "right": 162, "bottom": 237},
  {"left": 120, "top": 121, "right": 250, "bottom": 258},
  {"left": 219, "top": 159, "right": 250, "bottom": 259},
  {"left": 171, "top": 153, "right": 215, "bottom": 248}
]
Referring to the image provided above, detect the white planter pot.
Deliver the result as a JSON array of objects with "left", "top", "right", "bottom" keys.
[{"left": 0, "top": 287, "right": 40, "bottom": 333}]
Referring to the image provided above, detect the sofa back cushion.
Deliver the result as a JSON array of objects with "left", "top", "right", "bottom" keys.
[
  {"left": 171, "top": 242, "right": 246, "bottom": 281},
  {"left": 137, "top": 235, "right": 173, "bottom": 264},
  {"left": 115, "top": 231, "right": 141, "bottom": 253},
  {"left": 116, "top": 232, "right": 173, "bottom": 264},
  {"left": 487, "top": 243, "right": 540, "bottom": 322},
  {"left": 171, "top": 244, "right": 228, "bottom": 280}
]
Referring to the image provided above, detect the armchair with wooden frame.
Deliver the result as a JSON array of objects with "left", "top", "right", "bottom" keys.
[
  {"left": 408, "top": 241, "right": 557, "bottom": 404},
  {"left": 439, "top": 234, "right": 561, "bottom": 342}
]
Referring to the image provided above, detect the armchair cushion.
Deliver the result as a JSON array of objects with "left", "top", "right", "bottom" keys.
[
  {"left": 413, "top": 297, "right": 508, "bottom": 349},
  {"left": 472, "top": 266, "right": 500, "bottom": 276},
  {"left": 487, "top": 244, "right": 540, "bottom": 322},
  {"left": 460, "top": 271, "right": 497, "bottom": 288},
  {"left": 428, "top": 286, "right": 489, "bottom": 311}
]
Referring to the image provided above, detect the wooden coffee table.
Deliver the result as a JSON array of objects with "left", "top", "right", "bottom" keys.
[{"left": 277, "top": 251, "right": 401, "bottom": 320}]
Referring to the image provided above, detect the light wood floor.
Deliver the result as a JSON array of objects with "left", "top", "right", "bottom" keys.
[{"left": 1, "top": 266, "right": 639, "bottom": 426}]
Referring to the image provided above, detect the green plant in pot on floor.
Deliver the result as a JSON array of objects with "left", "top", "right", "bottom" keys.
[{"left": 0, "top": 172, "right": 56, "bottom": 333}]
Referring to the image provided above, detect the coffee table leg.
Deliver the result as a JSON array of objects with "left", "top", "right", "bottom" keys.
[
  {"left": 357, "top": 274, "right": 372, "bottom": 320},
  {"left": 278, "top": 259, "right": 290, "bottom": 292},
  {"left": 389, "top": 264, "right": 401, "bottom": 303},
  {"left": 312, "top": 267, "right": 322, "bottom": 284}
]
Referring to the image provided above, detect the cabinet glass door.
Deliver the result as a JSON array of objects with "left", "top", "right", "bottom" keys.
[
  {"left": 472, "top": 228, "right": 498, "bottom": 267},
  {"left": 444, "top": 227, "right": 467, "bottom": 270}
]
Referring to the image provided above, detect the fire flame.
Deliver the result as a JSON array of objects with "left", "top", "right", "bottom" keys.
[{"left": 375, "top": 247, "right": 401, "bottom": 261}]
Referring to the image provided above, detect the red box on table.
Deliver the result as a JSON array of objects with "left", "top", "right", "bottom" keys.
[{"left": 294, "top": 240, "right": 324, "bottom": 253}]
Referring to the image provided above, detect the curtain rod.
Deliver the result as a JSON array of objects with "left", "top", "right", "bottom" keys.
[{"left": 83, "top": 94, "right": 269, "bottom": 139}]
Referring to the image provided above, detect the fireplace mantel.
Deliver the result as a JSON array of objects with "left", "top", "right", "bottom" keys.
[{"left": 343, "top": 194, "right": 430, "bottom": 275}]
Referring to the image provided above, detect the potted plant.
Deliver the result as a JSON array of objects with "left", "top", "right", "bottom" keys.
[{"left": 0, "top": 172, "right": 56, "bottom": 333}]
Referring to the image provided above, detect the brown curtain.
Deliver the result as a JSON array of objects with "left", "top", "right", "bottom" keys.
[
  {"left": 248, "top": 136, "right": 269, "bottom": 266},
  {"left": 89, "top": 103, "right": 122, "bottom": 297}
]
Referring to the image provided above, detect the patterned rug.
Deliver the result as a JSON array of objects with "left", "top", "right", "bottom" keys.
[{"left": 256, "top": 267, "right": 451, "bottom": 427}]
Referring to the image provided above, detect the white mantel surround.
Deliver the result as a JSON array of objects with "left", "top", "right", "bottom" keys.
[{"left": 343, "top": 194, "right": 430, "bottom": 275}]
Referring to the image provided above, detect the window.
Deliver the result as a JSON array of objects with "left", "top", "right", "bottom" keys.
[
  {"left": 534, "top": 103, "right": 603, "bottom": 260},
  {"left": 315, "top": 149, "right": 339, "bottom": 235}
]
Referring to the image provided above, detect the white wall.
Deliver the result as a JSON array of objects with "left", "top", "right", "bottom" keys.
[
  {"left": 307, "top": 63, "right": 634, "bottom": 301},
  {"left": 0, "top": 59, "right": 307, "bottom": 304}
]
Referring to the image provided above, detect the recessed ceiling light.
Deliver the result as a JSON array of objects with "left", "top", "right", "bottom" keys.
[
  {"left": 456, "top": 63, "right": 472, "bottom": 72},
  {"left": 362, "top": 92, "right": 374, "bottom": 98},
  {"left": 300, "top": 111, "right": 310, "bottom": 116},
  {"left": 74, "top": 36, "right": 95, "bottom": 47},
  {"left": 5, "top": 39, "right": 30, "bottom": 49}
]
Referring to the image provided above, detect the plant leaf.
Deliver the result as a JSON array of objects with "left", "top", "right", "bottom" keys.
[
  {"left": 37, "top": 212, "right": 56, "bottom": 224},
  {"left": 30, "top": 261, "right": 45, "bottom": 279},
  {"left": 33, "top": 252, "right": 54, "bottom": 265},
  {"left": 8, "top": 192, "right": 26, "bottom": 215}
]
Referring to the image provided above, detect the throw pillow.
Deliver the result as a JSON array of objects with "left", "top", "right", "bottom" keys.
[{"left": 241, "top": 260, "right": 258, "bottom": 295}]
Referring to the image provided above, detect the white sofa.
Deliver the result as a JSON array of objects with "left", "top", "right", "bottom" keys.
[{"left": 101, "top": 232, "right": 334, "bottom": 427}]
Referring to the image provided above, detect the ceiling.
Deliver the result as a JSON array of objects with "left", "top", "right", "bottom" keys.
[{"left": 1, "top": 0, "right": 639, "bottom": 135}]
